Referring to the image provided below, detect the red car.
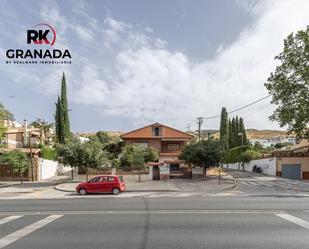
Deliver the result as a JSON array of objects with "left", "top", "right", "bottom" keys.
[{"left": 76, "top": 175, "right": 126, "bottom": 195}]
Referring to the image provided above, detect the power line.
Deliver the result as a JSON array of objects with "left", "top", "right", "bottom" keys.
[
  {"left": 243, "top": 103, "right": 272, "bottom": 119},
  {"left": 202, "top": 94, "right": 271, "bottom": 120}
]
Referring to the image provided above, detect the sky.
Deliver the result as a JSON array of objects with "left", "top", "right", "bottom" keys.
[{"left": 0, "top": 0, "right": 308, "bottom": 133}]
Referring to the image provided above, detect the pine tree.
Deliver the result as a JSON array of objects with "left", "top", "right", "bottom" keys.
[{"left": 219, "top": 107, "right": 229, "bottom": 151}]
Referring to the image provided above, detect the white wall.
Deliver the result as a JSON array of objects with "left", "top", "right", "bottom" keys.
[
  {"left": 39, "top": 159, "right": 73, "bottom": 180},
  {"left": 224, "top": 157, "right": 276, "bottom": 176}
]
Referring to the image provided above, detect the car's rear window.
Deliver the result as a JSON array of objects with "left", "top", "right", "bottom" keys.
[{"left": 118, "top": 176, "right": 124, "bottom": 182}]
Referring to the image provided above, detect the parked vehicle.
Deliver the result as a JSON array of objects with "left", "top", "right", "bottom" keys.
[
  {"left": 76, "top": 175, "right": 126, "bottom": 195},
  {"left": 252, "top": 165, "right": 263, "bottom": 173}
]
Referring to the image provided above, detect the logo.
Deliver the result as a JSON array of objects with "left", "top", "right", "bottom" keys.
[
  {"left": 27, "top": 23, "right": 56, "bottom": 46},
  {"left": 4, "top": 23, "right": 71, "bottom": 65}
]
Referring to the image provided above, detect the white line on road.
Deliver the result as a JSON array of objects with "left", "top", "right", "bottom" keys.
[
  {"left": 248, "top": 181, "right": 259, "bottom": 186},
  {"left": 240, "top": 181, "right": 249, "bottom": 186},
  {"left": 0, "top": 215, "right": 62, "bottom": 249},
  {"left": 0, "top": 216, "right": 22, "bottom": 226},
  {"left": 0, "top": 210, "right": 285, "bottom": 216},
  {"left": 275, "top": 213, "right": 309, "bottom": 230}
]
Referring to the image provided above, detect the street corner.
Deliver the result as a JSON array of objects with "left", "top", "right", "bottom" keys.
[{"left": 54, "top": 182, "right": 77, "bottom": 193}]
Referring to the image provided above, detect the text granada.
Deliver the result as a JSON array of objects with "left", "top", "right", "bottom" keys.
[{"left": 6, "top": 49, "right": 71, "bottom": 59}]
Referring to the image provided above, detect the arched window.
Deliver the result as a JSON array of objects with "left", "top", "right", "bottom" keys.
[{"left": 152, "top": 127, "right": 162, "bottom": 136}]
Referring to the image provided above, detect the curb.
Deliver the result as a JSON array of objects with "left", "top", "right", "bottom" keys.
[
  {"left": 53, "top": 186, "right": 76, "bottom": 193},
  {"left": 0, "top": 183, "right": 21, "bottom": 189},
  {"left": 222, "top": 179, "right": 237, "bottom": 191}
]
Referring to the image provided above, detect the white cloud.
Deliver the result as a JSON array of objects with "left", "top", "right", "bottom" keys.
[
  {"left": 70, "top": 0, "right": 309, "bottom": 130},
  {"left": 2, "top": 0, "right": 309, "bottom": 131},
  {"left": 75, "top": 25, "right": 95, "bottom": 42}
]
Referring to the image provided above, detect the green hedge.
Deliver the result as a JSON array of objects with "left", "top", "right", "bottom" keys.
[{"left": 41, "top": 146, "right": 58, "bottom": 161}]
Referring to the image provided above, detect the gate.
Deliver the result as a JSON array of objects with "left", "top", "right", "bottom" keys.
[
  {"left": 281, "top": 164, "right": 301, "bottom": 180},
  {"left": 152, "top": 166, "right": 160, "bottom": 180}
]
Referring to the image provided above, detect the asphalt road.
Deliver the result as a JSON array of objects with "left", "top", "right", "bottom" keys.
[
  {"left": 1, "top": 171, "right": 309, "bottom": 249},
  {"left": 1, "top": 196, "right": 309, "bottom": 249}
]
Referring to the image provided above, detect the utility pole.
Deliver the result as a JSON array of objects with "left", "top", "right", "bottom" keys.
[{"left": 197, "top": 117, "right": 203, "bottom": 141}]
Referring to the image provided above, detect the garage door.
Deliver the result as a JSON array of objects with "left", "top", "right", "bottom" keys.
[{"left": 281, "top": 164, "right": 301, "bottom": 180}]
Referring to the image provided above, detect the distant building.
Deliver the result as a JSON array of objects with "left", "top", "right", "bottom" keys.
[
  {"left": 2, "top": 120, "right": 40, "bottom": 148},
  {"left": 249, "top": 136, "right": 296, "bottom": 148}
]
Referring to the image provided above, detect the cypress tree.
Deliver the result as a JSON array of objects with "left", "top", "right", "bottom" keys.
[
  {"left": 219, "top": 107, "right": 229, "bottom": 151},
  {"left": 54, "top": 73, "right": 71, "bottom": 144},
  {"left": 55, "top": 96, "right": 61, "bottom": 143},
  {"left": 239, "top": 117, "right": 248, "bottom": 145},
  {"left": 229, "top": 118, "right": 235, "bottom": 149},
  {"left": 60, "top": 72, "right": 70, "bottom": 141}
]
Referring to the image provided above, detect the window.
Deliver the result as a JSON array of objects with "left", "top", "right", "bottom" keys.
[
  {"left": 152, "top": 127, "right": 162, "bottom": 136},
  {"left": 107, "top": 176, "right": 115, "bottom": 182},
  {"left": 133, "top": 142, "right": 148, "bottom": 148},
  {"left": 167, "top": 143, "right": 180, "bottom": 151},
  {"left": 90, "top": 177, "right": 101, "bottom": 183}
]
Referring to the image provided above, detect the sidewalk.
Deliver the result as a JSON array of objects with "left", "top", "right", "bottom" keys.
[{"left": 55, "top": 176, "right": 236, "bottom": 194}]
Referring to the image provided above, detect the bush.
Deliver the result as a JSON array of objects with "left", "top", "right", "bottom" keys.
[
  {"left": 224, "top": 145, "right": 249, "bottom": 164},
  {"left": 239, "top": 150, "right": 262, "bottom": 164},
  {"left": 41, "top": 146, "right": 58, "bottom": 160}
]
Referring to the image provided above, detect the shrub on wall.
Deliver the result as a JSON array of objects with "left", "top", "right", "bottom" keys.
[
  {"left": 41, "top": 146, "right": 58, "bottom": 161},
  {"left": 239, "top": 150, "right": 262, "bottom": 164}
]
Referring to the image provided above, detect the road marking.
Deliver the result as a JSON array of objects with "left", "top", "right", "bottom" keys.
[
  {"left": 0, "top": 215, "right": 62, "bottom": 249},
  {"left": 0, "top": 210, "right": 285, "bottom": 216},
  {"left": 248, "top": 181, "right": 259, "bottom": 186},
  {"left": 259, "top": 181, "right": 274, "bottom": 187},
  {"left": 275, "top": 213, "right": 309, "bottom": 230},
  {"left": 241, "top": 181, "right": 249, "bottom": 186},
  {"left": 0, "top": 216, "right": 22, "bottom": 226}
]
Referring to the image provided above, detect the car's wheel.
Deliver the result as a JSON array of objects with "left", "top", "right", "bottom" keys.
[
  {"left": 112, "top": 188, "right": 120, "bottom": 195},
  {"left": 79, "top": 188, "right": 87, "bottom": 195}
]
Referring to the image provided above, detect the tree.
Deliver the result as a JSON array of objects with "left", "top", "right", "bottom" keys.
[
  {"left": 0, "top": 150, "right": 30, "bottom": 184},
  {"left": 94, "top": 131, "right": 111, "bottom": 145},
  {"left": 228, "top": 119, "right": 234, "bottom": 149},
  {"left": 143, "top": 147, "right": 159, "bottom": 163},
  {"left": 238, "top": 117, "right": 248, "bottom": 145},
  {"left": 55, "top": 96, "right": 62, "bottom": 143},
  {"left": 180, "top": 139, "right": 221, "bottom": 179},
  {"left": 30, "top": 119, "right": 53, "bottom": 145},
  {"left": 0, "top": 103, "right": 14, "bottom": 121},
  {"left": 120, "top": 144, "right": 158, "bottom": 168},
  {"left": 81, "top": 140, "right": 109, "bottom": 181},
  {"left": 219, "top": 107, "right": 229, "bottom": 152},
  {"left": 60, "top": 73, "right": 71, "bottom": 140},
  {"left": 119, "top": 144, "right": 158, "bottom": 181},
  {"left": 265, "top": 26, "right": 309, "bottom": 140},
  {"left": 239, "top": 150, "right": 262, "bottom": 171},
  {"left": 56, "top": 138, "right": 109, "bottom": 181},
  {"left": 54, "top": 73, "right": 71, "bottom": 144},
  {"left": 0, "top": 125, "right": 6, "bottom": 147}
]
